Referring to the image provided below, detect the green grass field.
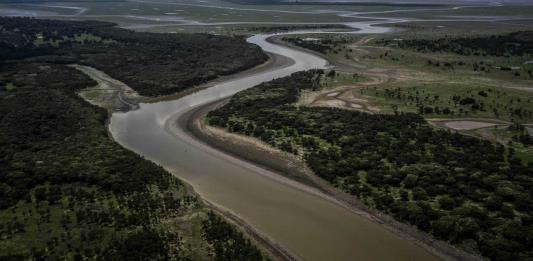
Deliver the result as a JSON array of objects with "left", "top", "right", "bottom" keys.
[
  {"left": 281, "top": 27, "right": 533, "bottom": 161},
  {"left": 321, "top": 71, "right": 368, "bottom": 88}
]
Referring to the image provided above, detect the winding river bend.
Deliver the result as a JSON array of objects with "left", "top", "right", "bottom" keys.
[{"left": 109, "top": 25, "right": 439, "bottom": 261}]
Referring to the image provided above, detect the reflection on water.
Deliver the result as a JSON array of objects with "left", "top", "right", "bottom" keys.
[{"left": 109, "top": 29, "right": 439, "bottom": 261}]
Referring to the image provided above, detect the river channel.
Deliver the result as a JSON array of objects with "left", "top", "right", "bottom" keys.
[{"left": 109, "top": 24, "right": 440, "bottom": 261}]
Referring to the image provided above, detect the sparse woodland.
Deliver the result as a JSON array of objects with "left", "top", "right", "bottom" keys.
[{"left": 377, "top": 31, "right": 533, "bottom": 57}]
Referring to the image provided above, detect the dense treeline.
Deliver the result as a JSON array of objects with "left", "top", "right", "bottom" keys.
[
  {"left": 202, "top": 212, "right": 266, "bottom": 261},
  {"left": 0, "top": 62, "right": 186, "bottom": 259},
  {"left": 377, "top": 31, "right": 533, "bottom": 57},
  {"left": 0, "top": 17, "right": 268, "bottom": 96},
  {"left": 283, "top": 37, "right": 333, "bottom": 54},
  {"left": 249, "top": 24, "right": 349, "bottom": 33},
  {"left": 208, "top": 70, "right": 533, "bottom": 260},
  {"left": 0, "top": 62, "right": 267, "bottom": 260},
  {"left": 0, "top": 17, "right": 268, "bottom": 259},
  {"left": 283, "top": 36, "right": 350, "bottom": 54},
  {"left": 509, "top": 123, "right": 533, "bottom": 146}
]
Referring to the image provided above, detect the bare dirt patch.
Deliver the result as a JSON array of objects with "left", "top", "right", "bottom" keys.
[
  {"left": 430, "top": 118, "right": 510, "bottom": 131},
  {"left": 303, "top": 85, "right": 381, "bottom": 113},
  {"left": 326, "top": 91, "right": 340, "bottom": 97},
  {"left": 73, "top": 64, "right": 143, "bottom": 111},
  {"left": 444, "top": 121, "right": 499, "bottom": 130},
  {"left": 313, "top": 99, "right": 346, "bottom": 108}
]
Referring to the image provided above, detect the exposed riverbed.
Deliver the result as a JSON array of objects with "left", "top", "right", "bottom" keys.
[{"left": 109, "top": 29, "right": 440, "bottom": 261}]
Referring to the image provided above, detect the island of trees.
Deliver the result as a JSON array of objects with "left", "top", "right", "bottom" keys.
[
  {"left": 282, "top": 36, "right": 350, "bottom": 54},
  {"left": 207, "top": 70, "right": 533, "bottom": 260}
]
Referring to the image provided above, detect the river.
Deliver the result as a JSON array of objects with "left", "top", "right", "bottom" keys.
[{"left": 109, "top": 26, "right": 440, "bottom": 260}]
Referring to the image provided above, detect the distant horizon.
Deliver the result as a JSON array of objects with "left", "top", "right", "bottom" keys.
[
  {"left": 245, "top": 0, "right": 533, "bottom": 5},
  {"left": 1, "top": 0, "right": 532, "bottom": 6}
]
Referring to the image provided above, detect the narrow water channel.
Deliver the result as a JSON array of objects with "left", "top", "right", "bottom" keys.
[{"left": 109, "top": 26, "right": 440, "bottom": 261}]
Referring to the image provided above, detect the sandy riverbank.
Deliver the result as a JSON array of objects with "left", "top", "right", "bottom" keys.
[
  {"left": 76, "top": 51, "right": 300, "bottom": 260},
  {"left": 179, "top": 177, "right": 299, "bottom": 261},
  {"left": 183, "top": 99, "right": 480, "bottom": 261},
  {"left": 175, "top": 36, "right": 483, "bottom": 261}
]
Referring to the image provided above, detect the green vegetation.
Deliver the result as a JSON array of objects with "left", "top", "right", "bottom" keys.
[
  {"left": 247, "top": 24, "right": 349, "bottom": 34},
  {"left": 0, "top": 17, "right": 267, "bottom": 96},
  {"left": 375, "top": 31, "right": 533, "bottom": 79},
  {"left": 508, "top": 123, "right": 533, "bottom": 145},
  {"left": 321, "top": 70, "right": 367, "bottom": 88},
  {"left": 494, "top": 125, "right": 533, "bottom": 162},
  {"left": 283, "top": 37, "right": 336, "bottom": 54},
  {"left": 202, "top": 212, "right": 265, "bottom": 261},
  {"left": 362, "top": 84, "right": 533, "bottom": 122},
  {"left": 0, "top": 62, "right": 267, "bottom": 260},
  {"left": 208, "top": 70, "right": 533, "bottom": 260},
  {"left": 285, "top": 31, "right": 533, "bottom": 150},
  {"left": 371, "top": 48, "right": 532, "bottom": 80},
  {"left": 0, "top": 18, "right": 268, "bottom": 260},
  {"left": 378, "top": 31, "right": 533, "bottom": 57},
  {"left": 293, "top": 31, "right": 533, "bottom": 83},
  {"left": 282, "top": 35, "right": 353, "bottom": 54},
  {"left": 0, "top": 62, "right": 188, "bottom": 259}
]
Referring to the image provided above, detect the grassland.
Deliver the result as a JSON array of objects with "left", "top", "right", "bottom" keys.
[
  {"left": 321, "top": 71, "right": 369, "bottom": 88},
  {"left": 278, "top": 23, "right": 533, "bottom": 160},
  {"left": 362, "top": 83, "right": 533, "bottom": 122}
]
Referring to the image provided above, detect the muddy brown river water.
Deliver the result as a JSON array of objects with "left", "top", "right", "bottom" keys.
[{"left": 109, "top": 29, "right": 440, "bottom": 260}]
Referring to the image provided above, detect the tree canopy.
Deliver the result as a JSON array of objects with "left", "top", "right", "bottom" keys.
[{"left": 208, "top": 70, "right": 533, "bottom": 260}]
